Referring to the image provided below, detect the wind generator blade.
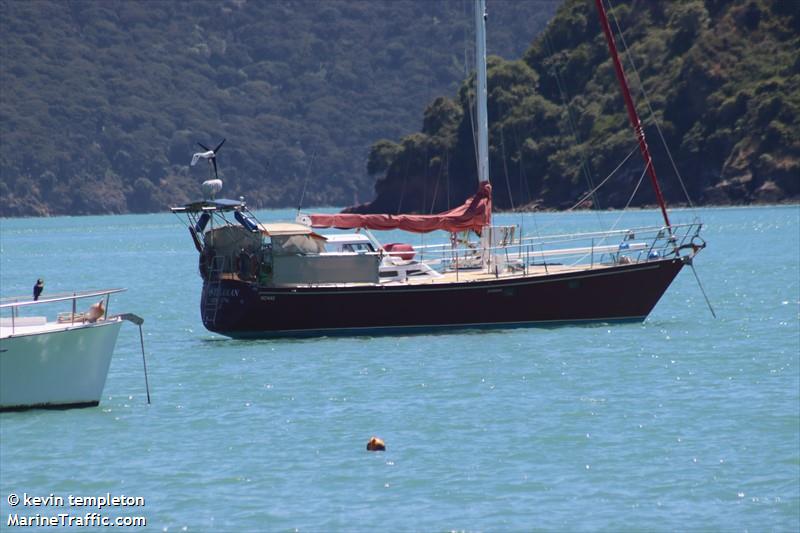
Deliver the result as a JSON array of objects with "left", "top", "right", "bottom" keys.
[
  {"left": 212, "top": 157, "right": 219, "bottom": 180},
  {"left": 213, "top": 138, "right": 226, "bottom": 153},
  {"left": 197, "top": 142, "right": 211, "bottom": 151}
]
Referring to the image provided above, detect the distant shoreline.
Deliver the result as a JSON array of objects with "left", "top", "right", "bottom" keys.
[{"left": 1, "top": 200, "right": 798, "bottom": 220}]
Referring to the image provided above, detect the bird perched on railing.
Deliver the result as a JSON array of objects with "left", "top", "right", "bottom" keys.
[{"left": 33, "top": 279, "right": 44, "bottom": 301}]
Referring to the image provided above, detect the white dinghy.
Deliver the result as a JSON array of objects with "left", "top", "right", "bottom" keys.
[{"left": 0, "top": 288, "right": 146, "bottom": 411}]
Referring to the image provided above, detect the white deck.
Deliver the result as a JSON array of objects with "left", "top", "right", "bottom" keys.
[
  {"left": 0, "top": 316, "right": 121, "bottom": 338},
  {"left": 391, "top": 261, "right": 624, "bottom": 286}
]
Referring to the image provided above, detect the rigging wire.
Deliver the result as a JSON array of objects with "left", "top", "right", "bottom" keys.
[
  {"left": 446, "top": 149, "right": 451, "bottom": 209},
  {"left": 397, "top": 157, "right": 409, "bottom": 214},
  {"left": 500, "top": 125, "right": 515, "bottom": 210},
  {"left": 423, "top": 144, "right": 429, "bottom": 214},
  {"left": 564, "top": 143, "right": 639, "bottom": 213},
  {"left": 508, "top": 119, "right": 541, "bottom": 239},
  {"left": 606, "top": 158, "right": 648, "bottom": 234},
  {"left": 526, "top": 141, "right": 638, "bottom": 245},
  {"left": 463, "top": 0, "right": 481, "bottom": 189},
  {"left": 296, "top": 150, "right": 317, "bottom": 213},
  {"left": 466, "top": 70, "right": 480, "bottom": 188},
  {"left": 423, "top": 12, "right": 435, "bottom": 214},
  {"left": 542, "top": 31, "right": 606, "bottom": 232},
  {"left": 567, "top": 159, "right": 647, "bottom": 267},
  {"left": 429, "top": 149, "right": 447, "bottom": 214},
  {"left": 516, "top": 129, "right": 529, "bottom": 206},
  {"left": 606, "top": 0, "right": 698, "bottom": 216}
]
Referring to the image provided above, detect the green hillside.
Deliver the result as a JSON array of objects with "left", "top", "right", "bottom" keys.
[
  {"left": 358, "top": 0, "right": 800, "bottom": 215},
  {"left": 0, "top": 0, "right": 558, "bottom": 216}
]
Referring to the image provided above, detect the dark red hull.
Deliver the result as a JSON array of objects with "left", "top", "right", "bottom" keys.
[{"left": 200, "top": 258, "right": 685, "bottom": 338}]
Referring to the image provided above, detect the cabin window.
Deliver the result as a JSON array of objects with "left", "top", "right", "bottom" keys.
[{"left": 342, "top": 243, "right": 374, "bottom": 253}]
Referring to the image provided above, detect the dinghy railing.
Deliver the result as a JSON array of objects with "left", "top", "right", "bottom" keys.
[{"left": 0, "top": 288, "right": 126, "bottom": 335}]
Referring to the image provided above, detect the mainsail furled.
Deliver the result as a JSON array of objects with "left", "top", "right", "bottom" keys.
[{"left": 308, "top": 182, "right": 492, "bottom": 234}]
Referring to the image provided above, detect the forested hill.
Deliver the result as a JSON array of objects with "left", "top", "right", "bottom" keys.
[
  {"left": 0, "top": 0, "right": 559, "bottom": 217},
  {"left": 356, "top": 0, "right": 799, "bottom": 215}
]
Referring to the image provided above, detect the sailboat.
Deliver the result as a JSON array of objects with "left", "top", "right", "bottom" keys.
[{"left": 171, "top": 0, "right": 706, "bottom": 338}]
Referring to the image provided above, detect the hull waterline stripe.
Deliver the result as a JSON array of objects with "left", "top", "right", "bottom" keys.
[
  {"left": 0, "top": 401, "right": 100, "bottom": 413},
  {"left": 218, "top": 315, "right": 647, "bottom": 339}
]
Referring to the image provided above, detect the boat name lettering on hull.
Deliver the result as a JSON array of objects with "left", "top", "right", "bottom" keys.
[{"left": 209, "top": 287, "right": 240, "bottom": 298}]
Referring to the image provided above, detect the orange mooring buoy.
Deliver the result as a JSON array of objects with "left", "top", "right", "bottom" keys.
[{"left": 366, "top": 436, "right": 385, "bottom": 451}]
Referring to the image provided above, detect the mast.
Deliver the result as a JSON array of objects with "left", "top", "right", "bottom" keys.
[
  {"left": 594, "top": 0, "right": 671, "bottom": 228},
  {"left": 475, "top": 0, "right": 489, "bottom": 185}
]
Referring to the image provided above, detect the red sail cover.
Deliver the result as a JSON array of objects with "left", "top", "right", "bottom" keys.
[{"left": 309, "top": 182, "right": 492, "bottom": 234}]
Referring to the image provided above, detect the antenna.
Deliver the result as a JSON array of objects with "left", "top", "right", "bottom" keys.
[{"left": 296, "top": 150, "right": 317, "bottom": 213}]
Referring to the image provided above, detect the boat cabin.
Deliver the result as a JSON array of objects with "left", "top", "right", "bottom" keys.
[
  {"left": 200, "top": 221, "right": 380, "bottom": 287},
  {"left": 324, "top": 233, "right": 441, "bottom": 282}
]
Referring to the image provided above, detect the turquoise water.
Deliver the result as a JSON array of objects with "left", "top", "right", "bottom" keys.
[{"left": 1, "top": 206, "right": 798, "bottom": 531}]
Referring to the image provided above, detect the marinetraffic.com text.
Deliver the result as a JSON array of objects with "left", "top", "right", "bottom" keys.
[{"left": 6, "top": 492, "right": 146, "bottom": 528}]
